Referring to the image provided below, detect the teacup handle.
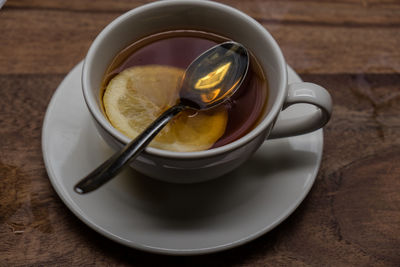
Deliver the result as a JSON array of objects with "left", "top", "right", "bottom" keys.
[{"left": 269, "top": 82, "right": 332, "bottom": 139}]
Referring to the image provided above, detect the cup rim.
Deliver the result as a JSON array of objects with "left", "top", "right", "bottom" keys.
[{"left": 82, "top": 0, "right": 287, "bottom": 159}]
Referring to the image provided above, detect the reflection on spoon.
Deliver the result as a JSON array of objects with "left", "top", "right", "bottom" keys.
[{"left": 74, "top": 41, "right": 249, "bottom": 194}]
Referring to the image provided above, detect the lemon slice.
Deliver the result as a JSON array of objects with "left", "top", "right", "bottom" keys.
[{"left": 103, "top": 65, "right": 228, "bottom": 152}]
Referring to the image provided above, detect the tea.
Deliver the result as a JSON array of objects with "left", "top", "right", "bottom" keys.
[{"left": 101, "top": 30, "right": 268, "bottom": 151}]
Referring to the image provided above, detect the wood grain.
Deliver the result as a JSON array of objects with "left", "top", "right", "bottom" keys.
[
  {"left": 1, "top": 0, "right": 399, "bottom": 74},
  {"left": 0, "top": 0, "right": 399, "bottom": 265}
]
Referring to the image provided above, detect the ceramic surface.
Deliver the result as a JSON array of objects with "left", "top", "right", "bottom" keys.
[
  {"left": 42, "top": 61, "right": 323, "bottom": 255},
  {"left": 82, "top": 0, "right": 331, "bottom": 183}
]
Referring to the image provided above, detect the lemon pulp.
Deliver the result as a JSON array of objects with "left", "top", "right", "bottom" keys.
[{"left": 102, "top": 65, "right": 228, "bottom": 152}]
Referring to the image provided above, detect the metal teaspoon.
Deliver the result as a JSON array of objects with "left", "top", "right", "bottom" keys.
[{"left": 74, "top": 41, "right": 249, "bottom": 194}]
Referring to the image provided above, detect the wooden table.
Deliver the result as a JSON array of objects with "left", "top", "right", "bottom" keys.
[{"left": 1, "top": 0, "right": 399, "bottom": 265}]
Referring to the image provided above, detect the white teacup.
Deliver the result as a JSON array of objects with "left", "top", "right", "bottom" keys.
[{"left": 82, "top": 0, "right": 332, "bottom": 183}]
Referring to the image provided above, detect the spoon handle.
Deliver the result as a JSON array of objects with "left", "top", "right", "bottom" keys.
[{"left": 74, "top": 103, "right": 186, "bottom": 194}]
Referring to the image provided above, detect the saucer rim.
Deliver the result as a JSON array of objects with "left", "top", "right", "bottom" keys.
[{"left": 42, "top": 61, "right": 323, "bottom": 255}]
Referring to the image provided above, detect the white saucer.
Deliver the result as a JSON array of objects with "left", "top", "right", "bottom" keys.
[{"left": 42, "top": 61, "right": 323, "bottom": 255}]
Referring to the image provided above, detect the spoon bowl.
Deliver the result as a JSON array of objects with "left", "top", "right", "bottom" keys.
[{"left": 180, "top": 41, "right": 249, "bottom": 109}]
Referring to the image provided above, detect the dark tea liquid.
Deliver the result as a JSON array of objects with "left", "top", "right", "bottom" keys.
[{"left": 102, "top": 30, "right": 268, "bottom": 148}]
